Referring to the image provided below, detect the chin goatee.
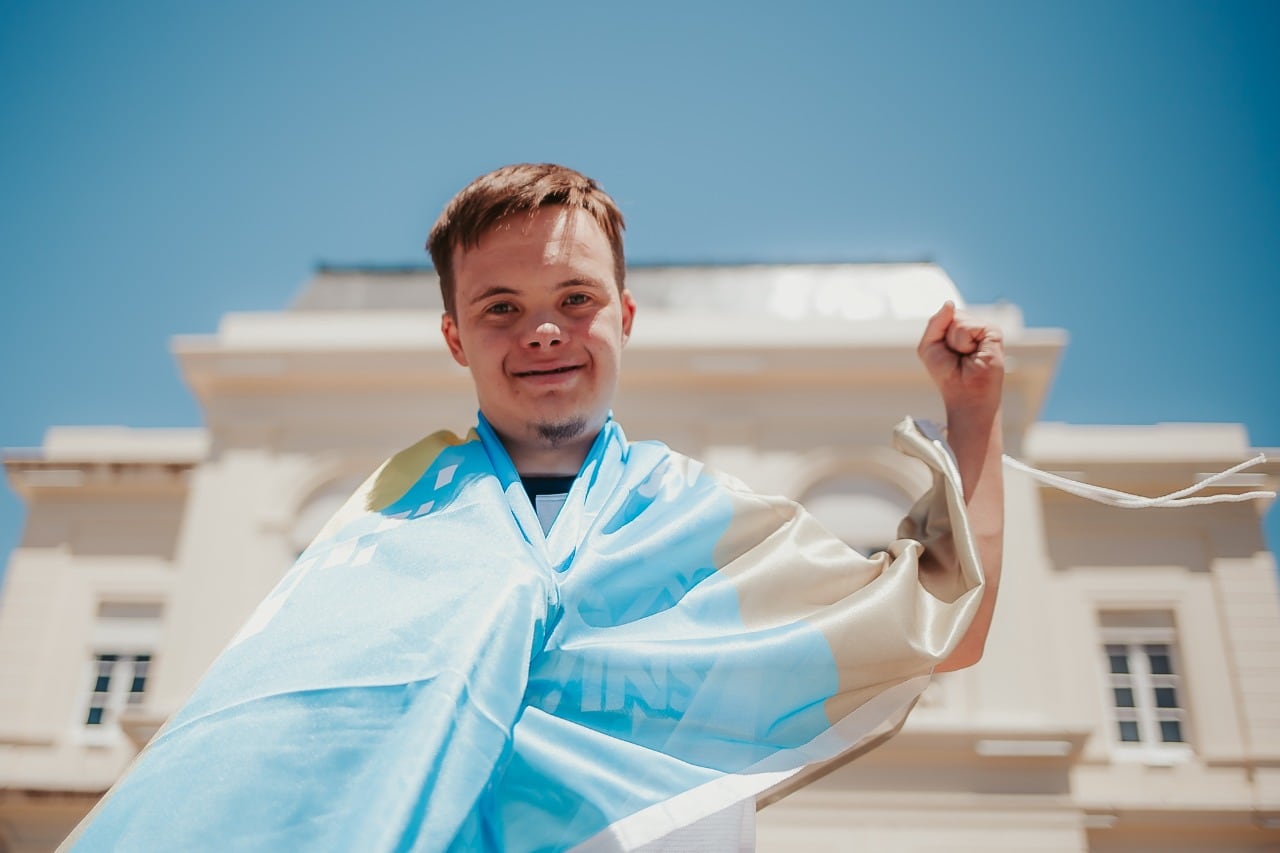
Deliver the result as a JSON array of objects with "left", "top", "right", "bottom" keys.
[{"left": 534, "top": 418, "right": 588, "bottom": 448}]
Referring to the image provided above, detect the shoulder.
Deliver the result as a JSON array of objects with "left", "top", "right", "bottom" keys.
[
  {"left": 365, "top": 428, "right": 477, "bottom": 512},
  {"left": 623, "top": 436, "right": 755, "bottom": 496}
]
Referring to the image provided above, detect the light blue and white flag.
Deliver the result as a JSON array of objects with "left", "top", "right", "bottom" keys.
[{"left": 64, "top": 415, "right": 985, "bottom": 852}]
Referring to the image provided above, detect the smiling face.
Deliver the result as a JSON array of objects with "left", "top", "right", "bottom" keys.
[{"left": 440, "top": 205, "right": 636, "bottom": 473}]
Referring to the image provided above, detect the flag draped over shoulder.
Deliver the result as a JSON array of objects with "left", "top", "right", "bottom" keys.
[{"left": 64, "top": 415, "right": 984, "bottom": 852}]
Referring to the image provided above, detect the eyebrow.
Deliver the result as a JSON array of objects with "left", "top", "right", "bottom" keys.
[
  {"left": 467, "top": 278, "right": 605, "bottom": 306},
  {"left": 469, "top": 285, "right": 519, "bottom": 305}
]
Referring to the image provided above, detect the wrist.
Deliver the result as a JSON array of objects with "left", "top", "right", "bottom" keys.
[{"left": 942, "top": 397, "right": 1002, "bottom": 428}]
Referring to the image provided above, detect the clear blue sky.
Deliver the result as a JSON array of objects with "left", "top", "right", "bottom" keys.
[{"left": 2, "top": 0, "right": 1278, "bottom": 581}]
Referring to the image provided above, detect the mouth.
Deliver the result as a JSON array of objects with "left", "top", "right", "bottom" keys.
[{"left": 513, "top": 364, "right": 582, "bottom": 378}]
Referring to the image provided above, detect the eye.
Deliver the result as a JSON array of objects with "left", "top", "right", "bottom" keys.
[
  {"left": 564, "top": 292, "right": 592, "bottom": 307},
  {"left": 485, "top": 302, "right": 516, "bottom": 316}
]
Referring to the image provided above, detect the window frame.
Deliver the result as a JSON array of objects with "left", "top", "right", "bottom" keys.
[
  {"left": 1099, "top": 622, "right": 1192, "bottom": 765},
  {"left": 79, "top": 651, "right": 153, "bottom": 744},
  {"left": 77, "top": 598, "right": 164, "bottom": 746}
]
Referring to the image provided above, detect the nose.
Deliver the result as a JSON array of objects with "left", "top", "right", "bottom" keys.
[{"left": 525, "top": 320, "right": 563, "bottom": 349}]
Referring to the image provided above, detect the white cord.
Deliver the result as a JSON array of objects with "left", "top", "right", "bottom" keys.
[{"left": 1002, "top": 453, "right": 1275, "bottom": 508}]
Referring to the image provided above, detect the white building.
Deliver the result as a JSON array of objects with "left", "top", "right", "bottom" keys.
[{"left": 2, "top": 264, "right": 1278, "bottom": 851}]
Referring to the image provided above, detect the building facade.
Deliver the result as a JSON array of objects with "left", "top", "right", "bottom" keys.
[{"left": 1, "top": 264, "right": 1278, "bottom": 851}]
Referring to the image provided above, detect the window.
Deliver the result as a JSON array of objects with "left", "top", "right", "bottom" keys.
[
  {"left": 81, "top": 600, "right": 163, "bottom": 739},
  {"left": 291, "top": 476, "right": 365, "bottom": 556},
  {"left": 1099, "top": 611, "right": 1190, "bottom": 762},
  {"left": 85, "top": 653, "right": 151, "bottom": 728},
  {"left": 799, "top": 474, "right": 913, "bottom": 556}
]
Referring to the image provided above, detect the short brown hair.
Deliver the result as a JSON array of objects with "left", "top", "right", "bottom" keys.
[{"left": 426, "top": 163, "right": 627, "bottom": 315}]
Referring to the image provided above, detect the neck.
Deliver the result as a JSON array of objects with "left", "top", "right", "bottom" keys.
[{"left": 501, "top": 428, "right": 599, "bottom": 477}]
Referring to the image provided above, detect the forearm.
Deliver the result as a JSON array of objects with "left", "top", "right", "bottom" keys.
[
  {"left": 935, "top": 401, "right": 1004, "bottom": 672},
  {"left": 913, "top": 300, "right": 1005, "bottom": 671}
]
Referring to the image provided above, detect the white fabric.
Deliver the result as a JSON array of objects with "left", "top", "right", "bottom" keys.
[
  {"left": 535, "top": 491, "right": 570, "bottom": 534},
  {"left": 634, "top": 801, "right": 755, "bottom": 853},
  {"left": 1002, "top": 453, "right": 1274, "bottom": 508}
]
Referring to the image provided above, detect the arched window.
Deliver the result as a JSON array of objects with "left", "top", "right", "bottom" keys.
[
  {"left": 289, "top": 476, "right": 365, "bottom": 556},
  {"left": 799, "top": 474, "right": 914, "bottom": 557}
]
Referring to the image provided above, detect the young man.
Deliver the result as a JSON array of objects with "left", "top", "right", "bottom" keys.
[
  {"left": 428, "top": 163, "right": 1004, "bottom": 674},
  {"left": 65, "top": 164, "right": 1004, "bottom": 852}
]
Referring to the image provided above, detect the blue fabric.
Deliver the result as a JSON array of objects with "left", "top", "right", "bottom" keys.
[{"left": 70, "top": 416, "right": 955, "bottom": 852}]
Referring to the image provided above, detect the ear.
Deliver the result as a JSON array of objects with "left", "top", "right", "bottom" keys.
[
  {"left": 619, "top": 289, "right": 637, "bottom": 343},
  {"left": 440, "top": 312, "right": 469, "bottom": 367}
]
